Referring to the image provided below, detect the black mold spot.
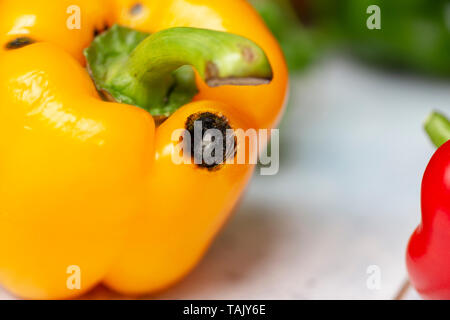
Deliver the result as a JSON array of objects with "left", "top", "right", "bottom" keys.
[
  {"left": 94, "top": 22, "right": 110, "bottom": 37},
  {"left": 5, "top": 37, "right": 35, "bottom": 50},
  {"left": 185, "top": 112, "right": 237, "bottom": 170}
]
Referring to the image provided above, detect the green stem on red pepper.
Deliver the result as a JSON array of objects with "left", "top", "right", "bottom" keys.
[
  {"left": 84, "top": 25, "right": 273, "bottom": 118},
  {"left": 407, "top": 109, "right": 450, "bottom": 300},
  {"left": 425, "top": 111, "right": 450, "bottom": 148}
]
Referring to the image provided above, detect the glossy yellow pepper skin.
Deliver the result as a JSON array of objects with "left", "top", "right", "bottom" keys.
[
  {"left": 0, "top": 0, "right": 114, "bottom": 63},
  {"left": 0, "top": 42, "right": 155, "bottom": 299},
  {"left": 0, "top": 0, "right": 288, "bottom": 298}
]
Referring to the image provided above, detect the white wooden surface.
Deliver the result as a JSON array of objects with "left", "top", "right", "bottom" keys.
[{"left": 2, "top": 56, "right": 449, "bottom": 300}]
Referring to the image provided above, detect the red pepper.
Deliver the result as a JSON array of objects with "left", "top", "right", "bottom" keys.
[{"left": 406, "top": 112, "right": 450, "bottom": 299}]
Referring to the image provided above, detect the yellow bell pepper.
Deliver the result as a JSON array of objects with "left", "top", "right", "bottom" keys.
[{"left": 0, "top": 0, "right": 288, "bottom": 299}]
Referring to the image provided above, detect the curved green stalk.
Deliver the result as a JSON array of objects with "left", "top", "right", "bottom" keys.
[
  {"left": 85, "top": 25, "right": 273, "bottom": 117},
  {"left": 425, "top": 111, "right": 450, "bottom": 148}
]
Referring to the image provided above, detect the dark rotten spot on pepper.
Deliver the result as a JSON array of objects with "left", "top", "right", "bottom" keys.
[
  {"left": 130, "top": 3, "right": 143, "bottom": 16},
  {"left": 185, "top": 112, "right": 237, "bottom": 171},
  {"left": 241, "top": 46, "right": 255, "bottom": 63},
  {"left": 205, "top": 61, "right": 219, "bottom": 79},
  {"left": 5, "top": 37, "right": 35, "bottom": 50},
  {"left": 205, "top": 59, "right": 272, "bottom": 87},
  {"left": 94, "top": 22, "right": 110, "bottom": 37}
]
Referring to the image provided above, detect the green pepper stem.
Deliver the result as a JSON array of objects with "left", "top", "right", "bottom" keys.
[
  {"left": 125, "top": 27, "right": 273, "bottom": 86},
  {"left": 424, "top": 111, "right": 450, "bottom": 148},
  {"left": 86, "top": 25, "right": 273, "bottom": 117}
]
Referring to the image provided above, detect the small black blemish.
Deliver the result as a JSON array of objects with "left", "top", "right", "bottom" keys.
[
  {"left": 241, "top": 46, "right": 255, "bottom": 63},
  {"left": 184, "top": 112, "right": 237, "bottom": 170},
  {"left": 130, "top": 3, "right": 143, "bottom": 16},
  {"left": 205, "top": 61, "right": 219, "bottom": 79},
  {"left": 5, "top": 37, "right": 35, "bottom": 50},
  {"left": 94, "top": 22, "right": 110, "bottom": 37}
]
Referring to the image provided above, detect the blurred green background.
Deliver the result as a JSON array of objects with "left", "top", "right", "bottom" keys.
[{"left": 250, "top": 0, "right": 450, "bottom": 77}]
